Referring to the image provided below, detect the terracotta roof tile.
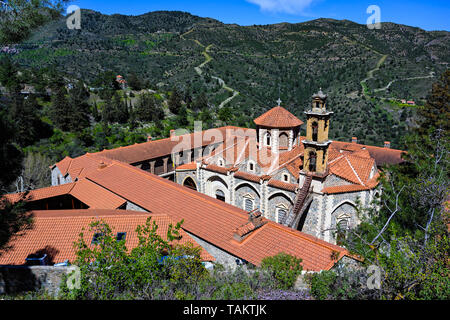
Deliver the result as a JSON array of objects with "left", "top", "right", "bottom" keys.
[
  {"left": 254, "top": 106, "right": 304, "bottom": 128},
  {"left": 234, "top": 171, "right": 261, "bottom": 183},
  {"left": 331, "top": 141, "right": 405, "bottom": 166},
  {"left": 69, "top": 179, "right": 127, "bottom": 209},
  {"left": 94, "top": 126, "right": 249, "bottom": 164},
  {"left": 3, "top": 183, "right": 76, "bottom": 204},
  {"left": 268, "top": 179, "right": 298, "bottom": 192},
  {"left": 322, "top": 184, "right": 370, "bottom": 194},
  {"left": 176, "top": 162, "right": 197, "bottom": 171},
  {"left": 0, "top": 209, "right": 214, "bottom": 265},
  {"left": 83, "top": 160, "right": 348, "bottom": 269}
]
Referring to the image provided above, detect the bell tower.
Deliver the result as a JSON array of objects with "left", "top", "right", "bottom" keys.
[{"left": 302, "top": 89, "right": 333, "bottom": 175}]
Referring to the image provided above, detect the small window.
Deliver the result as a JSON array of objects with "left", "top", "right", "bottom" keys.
[
  {"left": 244, "top": 198, "right": 254, "bottom": 212},
  {"left": 282, "top": 173, "right": 290, "bottom": 183},
  {"left": 277, "top": 208, "right": 288, "bottom": 223},
  {"left": 218, "top": 159, "right": 224, "bottom": 167},
  {"left": 116, "top": 232, "right": 127, "bottom": 242},
  {"left": 216, "top": 189, "right": 225, "bottom": 202},
  {"left": 265, "top": 132, "right": 271, "bottom": 146},
  {"left": 248, "top": 161, "right": 255, "bottom": 172},
  {"left": 336, "top": 219, "right": 348, "bottom": 245},
  {"left": 337, "top": 219, "right": 348, "bottom": 230},
  {"left": 91, "top": 232, "right": 104, "bottom": 245}
]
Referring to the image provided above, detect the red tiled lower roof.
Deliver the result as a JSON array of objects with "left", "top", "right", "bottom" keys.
[
  {"left": 234, "top": 171, "right": 261, "bottom": 183},
  {"left": 84, "top": 160, "right": 348, "bottom": 270},
  {"left": 0, "top": 209, "right": 214, "bottom": 265},
  {"left": 204, "top": 164, "right": 231, "bottom": 175},
  {"left": 3, "top": 183, "right": 76, "bottom": 204},
  {"left": 268, "top": 179, "right": 298, "bottom": 192},
  {"left": 176, "top": 162, "right": 197, "bottom": 171},
  {"left": 254, "top": 106, "right": 304, "bottom": 128},
  {"left": 322, "top": 184, "right": 370, "bottom": 194},
  {"left": 69, "top": 179, "right": 127, "bottom": 209}
]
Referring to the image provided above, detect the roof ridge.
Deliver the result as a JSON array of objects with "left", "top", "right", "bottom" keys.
[
  {"left": 266, "top": 221, "right": 348, "bottom": 254},
  {"left": 109, "top": 160, "right": 251, "bottom": 221},
  {"left": 267, "top": 148, "right": 303, "bottom": 175},
  {"left": 344, "top": 156, "right": 364, "bottom": 186}
]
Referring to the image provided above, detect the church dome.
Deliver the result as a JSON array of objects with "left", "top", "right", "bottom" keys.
[{"left": 253, "top": 106, "right": 304, "bottom": 128}]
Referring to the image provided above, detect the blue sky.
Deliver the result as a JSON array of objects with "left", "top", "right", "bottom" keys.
[{"left": 71, "top": 0, "right": 449, "bottom": 31}]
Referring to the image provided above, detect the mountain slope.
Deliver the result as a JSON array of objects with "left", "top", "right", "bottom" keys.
[{"left": 9, "top": 10, "right": 450, "bottom": 148}]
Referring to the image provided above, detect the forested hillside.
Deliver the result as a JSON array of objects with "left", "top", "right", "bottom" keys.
[{"left": 3, "top": 10, "right": 450, "bottom": 154}]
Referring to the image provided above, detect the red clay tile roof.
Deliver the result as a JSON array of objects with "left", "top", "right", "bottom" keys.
[
  {"left": 240, "top": 221, "right": 347, "bottom": 270},
  {"left": 204, "top": 164, "right": 231, "bottom": 175},
  {"left": 83, "top": 160, "right": 348, "bottom": 270},
  {"left": 234, "top": 171, "right": 261, "bottom": 183},
  {"left": 268, "top": 179, "right": 298, "bottom": 192},
  {"left": 331, "top": 141, "right": 405, "bottom": 166},
  {"left": 3, "top": 183, "right": 77, "bottom": 204},
  {"left": 94, "top": 126, "right": 248, "bottom": 164},
  {"left": 53, "top": 154, "right": 114, "bottom": 182},
  {"left": 69, "top": 179, "right": 127, "bottom": 209},
  {"left": 254, "top": 106, "right": 304, "bottom": 128},
  {"left": 0, "top": 209, "right": 214, "bottom": 265},
  {"left": 176, "top": 162, "right": 197, "bottom": 171},
  {"left": 322, "top": 184, "right": 370, "bottom": 194}
]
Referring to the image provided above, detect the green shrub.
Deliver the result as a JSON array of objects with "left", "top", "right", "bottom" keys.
[
  {"left": 260, "top": 253, "right": 303, "bottom": 290},
  {"left": 307, "top": 270, "right": 337, "bottom": 300}
]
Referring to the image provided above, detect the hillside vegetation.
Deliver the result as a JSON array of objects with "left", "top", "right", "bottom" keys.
[{"left": 7, "top": 10, "right": 450, "bottom": 148}]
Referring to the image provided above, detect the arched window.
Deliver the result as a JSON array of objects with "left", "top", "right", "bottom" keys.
[
  {"left": 265, "top": 132, "right": 271, "bottom": 146},
  {"left": 183, "top": 177, "right": 197, "bottom": 191},
  {"left": 312, "top": 122, "right": 318, "bottom": 142},
  {"left": 216, "top": 189, "right": 225, "bottom": 202},
  {"left": 309, "top": 151, "right": 317, "bottom": 172},
  {"left": 217, "top": 158, "right": 224, "bottom": 167},
  {"left": 248, "top": 161, "right": 256, "bottom": 172},
  {"left": 282, "top": 173, "right": 290, "bottom": 183},
  {"left": 279, "top": 132, "right": 289, "bottom": 148},
  {"left": 336, "top": 218, "right": 348, "bottom": 245},
  {"left": 276, "top": 205, "right": 288, "bottom": 224},
  {"left": 244, "top": 198, "right": 254, "bottom": 212}
]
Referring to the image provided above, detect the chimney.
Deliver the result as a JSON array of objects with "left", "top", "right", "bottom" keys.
[
  {"left": 384, "top": 141, "right": 391, "bottom": 148},
  {"left": 352, "top": 137, "right": 357, "bottom": 144},
  {"left": 233, "top": 210, "right": 267, "bottom": 242},
  {"left": 170, "top": 130, "right": 175, "bottom": 138},
  {"left": 98, "top": 161, "right": 107, "bottom": 169}
]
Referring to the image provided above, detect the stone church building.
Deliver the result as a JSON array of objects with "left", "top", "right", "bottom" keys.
[
  {"left": 50, "top": 90, "right": 404, "bottom": 246},
  {"left": 175, "top": 90, "right": 399, "bottom": 244}
]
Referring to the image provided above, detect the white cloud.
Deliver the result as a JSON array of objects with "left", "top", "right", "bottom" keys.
[{"left": 246, "top": 0, "right": 316, "bottom": 14}]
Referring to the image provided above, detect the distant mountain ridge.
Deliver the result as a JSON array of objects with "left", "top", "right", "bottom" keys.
[{"left": 9, "top": 10, "right": 450, "bottom": 148}]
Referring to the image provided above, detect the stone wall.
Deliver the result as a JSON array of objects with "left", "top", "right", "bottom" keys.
[
  {"left": 186, "top": 232, "right": 244, "bottom": 270},
  {"left": 0, "top": 266, "right": 74, "bottom": 296}
]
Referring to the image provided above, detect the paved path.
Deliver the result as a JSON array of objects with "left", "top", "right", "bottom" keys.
[{"left": 181, "top": 28, "right": 239, "bottom": 109}]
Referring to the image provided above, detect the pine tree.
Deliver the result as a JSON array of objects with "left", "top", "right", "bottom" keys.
[
  {"left": 49, "top": 86, "right": 70, "bottom": 130},
  {"left": 136, "top": 93, "right": 164, "bottom": 122},
  {"left": 101, "top": 94, "right": 115, "bottom": 124},
  {"left": 128, "top": 72, "right": 142, "bottom": 91},
  {"left": 193, "top": 92, "right": 208, "bottom": 111},
  {"left": 8, "top": 94, "right": 51, "bottom": 147},
  {"left": 66, "top": 82, "right": 91, "bottom": 132},
  {"left": 168, "top": 87, "right": 183, "bottom": 114}
]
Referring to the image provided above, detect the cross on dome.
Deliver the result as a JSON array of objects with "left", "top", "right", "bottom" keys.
[{"left": 276, "top": 98, "right": 282, "bottom": 106}]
